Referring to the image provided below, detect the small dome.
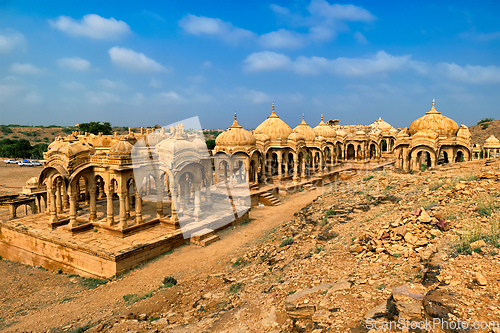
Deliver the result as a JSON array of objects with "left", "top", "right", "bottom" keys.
[
  {"left": 47, "top": 137, "right": 93, "bottom": 156},
  {"left": 371, "top": 117, "right": 393, "bottom": 131},
  {"left": 254, "top": 133, "right": 270, "bottom": 145},
  {"left": 293, "top": 114, "right": 317, "bottom": 143},
  {"left": 254, "top": 103, "right": 292, "bottom": 142},
  {"left": 110, "top": 139, "right": 133, "bottom": 155},
  {"left": 484, "top": 135, "right": 500, "bottom": 148},
  {"left": 216, "top": 112, "right": 256, "bottom": 147},
  {"left": 456, "top": 125, "right": 471, "bottom": 141},
  {"left": 313, "top": 114, "right": 337, "bottom": 139},
  {"left": 336, "top": 129, "right": 347, "bottom": 137},
  {"left": 356, "top": 130, "right": 366, "bottom": 136},
  {"left": 409, "top": 99, "right": 459, "bottom": 136},
  {"left": 287, "top": 131, "right": 306, "bottom": 142},
  {"left": 412, "top": 129, "right": 439, "bottom": 140}
]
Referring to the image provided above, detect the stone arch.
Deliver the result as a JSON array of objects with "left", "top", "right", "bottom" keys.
[{"left": 346, "top": 144, "right": 355, "bottom": 160}]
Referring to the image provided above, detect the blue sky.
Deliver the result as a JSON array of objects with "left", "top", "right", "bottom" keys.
[{"left": 0, "top": 0, "right": 499, "bottom": 130}]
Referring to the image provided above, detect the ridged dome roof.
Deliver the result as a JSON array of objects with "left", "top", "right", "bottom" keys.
[
  {"left": 371, "top": 117, "right": 393, "bottom": 131},
  {"left": 484, "top": 135, "right": 500, "bottom": 148},
  {"left": 254, "top": 103, "right": 292, "bottom": 142},
  {"left": 48, "top": 136, "right": 93, "bottom": 156},
  {"left": 456, "top": 125, "right": 471, "bottom": 141},
  {"left": 110, "top": 139, "right": 133, "bottom": 155},
  {"left": 293, "top": 114, "right": 317, "bottom": 143},
  {"left": 287, "top": 131, "right": 306, "bottom": 142},
  {"left": 336, "top": 129, "right": 347, "bottom": 137},
  {"left": 412, "top": 129, "right": 439, "bottom": 140},
  {"left": 215, "top": 112, "right": 256, "bottom": 147},
  {"left": 409, "top": 100, "right": 459, "bottom": 136},
  {"left": 313, "top": 114, "right": 337, "bottom": 139}
]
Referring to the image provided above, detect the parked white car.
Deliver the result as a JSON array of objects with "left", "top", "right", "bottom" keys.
[
  {"left": 31, "top": 160, "right": 43, "bottom": 166},
  {"left": 18, "top": 160, "right": 33, "bottom": 167},
  {"left": 3, "top": 159, "right": 17, "bottom": 164}
]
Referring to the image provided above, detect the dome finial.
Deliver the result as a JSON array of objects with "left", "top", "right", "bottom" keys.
[
  {"left": 234, "top": 111, "right": 237, "bottom": 121},
  {"left": 272, "top": 102, "right": 274, "bottom": 112},
  {"left": 302, "top": 113, "right": 305, "bottom": 121},
  {"left": 432, "top": 98, "right": 435, "bottom": 107},
  {"left": 321, "top": 114, "right": 324, "bottom": 122}
]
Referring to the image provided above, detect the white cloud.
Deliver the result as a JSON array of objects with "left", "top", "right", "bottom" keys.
[
  {"left": 0, "top": 84, "right": 25, "bottom": 102},
  {"left": 245, "top": 89, "right": 271, "bottom": 104},
  {"left": 0, "top": 30, "right": 26, "bottom": 54},
  {"left": 179, "top": 14, "right": 255, "bottom": 43},
  {"left": 24, "top": 92, "right": 43, "bottom": 104},
  {"left": 438, "top": 62, "right": 500, "bottom": 84},
  {"left": 97, "top": 79, "right": 127, "bottom": 90},
  {"left": 259, "top": 29, "right": 303, "bottom": 48},
  {"left": 57, "top": 57, "right": 91, "bottom": 71},
  {"left": 60, "top": 81, "right": 85, "bottom": 90},
  {"left": 308, "top": 0, "right": 376, "bottom": 22},
  {"left": 149, "top": 78, "right": 162, "bottom": 88},
  {"left": 202, "top": 61, "right": 213, "bottom": 69},
  {"left": 10, "top": 63, "right": 45, "bottom": 75},
  {"left": 86, "top": 91, "right": 121, "bottom": 104},
  {"left": 132, "top": 92, "right": 145, "bottom": 105},
  {"left": 353, "top": 32, "right": 368, "bottom": 44},
  {"left": 244, "top": 50, "right": 412, "bottom": 76},
  {"left": 154, "top": 91, "right": 186, "bottom": 104},
  {"left": 49, "top": 14, "right": 130, "bottom": 39},
  {"left": 243, "top": 51, "right": 292, "bottom": 72},
  {"left": 109, "top": 47, "right": 168, "bottom": 73}
]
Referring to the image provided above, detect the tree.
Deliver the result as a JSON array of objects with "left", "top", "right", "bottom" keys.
[
  {"left": 78, "top": 122, "right": 112, "bottom": 135},
  {"left": 206, "top": 139, "right": 216, "bottom": 150}
]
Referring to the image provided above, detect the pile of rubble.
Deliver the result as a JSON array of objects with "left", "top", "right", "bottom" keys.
[{"left": 352, "top": 207, "right": 450, "bottom": 260}]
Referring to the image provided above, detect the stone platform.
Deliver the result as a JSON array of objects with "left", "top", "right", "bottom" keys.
[{"left": 0, "top": 201, "right": 249, "bottom": 278}]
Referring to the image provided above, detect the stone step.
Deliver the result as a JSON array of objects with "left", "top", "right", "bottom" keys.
[
  {"left": 200, "top": 234, "right": 220, "bottom": 246},
  {"left": 190, "top": 228, "right": 215, "bottom": 244},
  {"left": 260, "top": 192, "right": 280, "bottom": 205}
]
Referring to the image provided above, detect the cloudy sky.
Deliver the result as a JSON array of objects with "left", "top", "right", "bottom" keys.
[{"left": 0, "top": 0, "right": 499, "bottom": 130}]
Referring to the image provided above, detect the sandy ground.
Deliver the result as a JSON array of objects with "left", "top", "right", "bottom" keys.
[
  {"left": 0, "top": 161, "right": 42, "bottom": 194},
  {"left": 0, "top": 164, "right": 324, "bottom": 332}
]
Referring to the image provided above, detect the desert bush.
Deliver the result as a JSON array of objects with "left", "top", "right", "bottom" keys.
[
  {"left": 477, "top": 118, "right": 494, "bottom": 125},
  {"left": 229, "top": 282, "right": 244, "bottom": 294},
  {"left": 279, "top": 238, "right": 294, "bottom": 247},
  {"left": 162, "top": 275, "right": 177, "bottom": 287},
  {"left": 482, "top": 123, "right": 489, "bottom": 130}
]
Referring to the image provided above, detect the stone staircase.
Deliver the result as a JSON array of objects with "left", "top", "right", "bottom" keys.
[
  {"left": 190, "top": 228, "right": 220, "bottom": 246},
  {"left": 259, "top": 192, "right": 280, "bottom": 206}
]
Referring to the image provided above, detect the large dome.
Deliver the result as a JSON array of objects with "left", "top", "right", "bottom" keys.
[
  {"left": 293, "top": 114, "right": 317, "bottom": 143},
  {"left": 371, "top": 117, "right": 393, "bottom": 131},
  {"left": 215, "top": 112, "right": 256, "bottom": 147},
  {"left": 409, "top": 100, "right": 459, "bottom": 136},
  {"left": 254, "top": 103, "right": 292, "bottom": 142}
]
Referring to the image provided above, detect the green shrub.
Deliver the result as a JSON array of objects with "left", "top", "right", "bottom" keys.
[
  {"left": 229, "top": 282, "right": 244, "bottom": 294},
  {"left": 162, "top": 275, "right": 177, "bottom": 287},
  {"left": 482, "top": 123, "right": 489, "bottom": 130},
  {"left": 363, "top": 175, "right": 374, "bottom": 181},
  {"left": 0, "top": 125, "right": 13, "bottom": 134},
  {"left": 81, "top": 277, "right": 105, "bottom": 289},
  {"left": 477, "top": 118, "right": 494, "bottom": 125},
  {"left": 279, "top": 238, "right": 294, "bottom": 247},
  {"left": 232, "top": 258, "right": 244, "bottom": 267}
]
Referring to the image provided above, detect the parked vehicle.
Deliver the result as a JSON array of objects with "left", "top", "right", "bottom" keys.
[
  {"left": 3, "top": 159, "right": 17, "bottom": 164},
  {"left": 18, "top": 160, "right": 33, "bottom": 167},
  {"left": 31, "top": 160, "right": 43, "bottom": 166}
]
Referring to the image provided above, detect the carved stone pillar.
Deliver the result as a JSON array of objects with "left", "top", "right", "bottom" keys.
[
  {"left": 292, "top": 156, "right": 299, "bottom": 183},
  {"left": 194, "top": 185, "right": 201, "bottom": 218},
  {"left": 89, "top": 187, "right": 97, "bottom": 222},
  {"left": 117, "top": 192, "right": 127, "bottom": 229},
  {"left": 55, "top": 183, "right": 62, "bottom": 214},
  {"left": 48, "top": 186, "right": 57, "bottom": 223},
  {"left": 68, "top": 190, "right": 78, "bottom": 228},
  {"left": 106, "top": 186, "right": 114, "bottom": 226},
  {"left": 135, "top": 188, "right": 143, "bottom": 224},
  {"left": 277, "top": 154, "right": 282, "bottom": 179}
]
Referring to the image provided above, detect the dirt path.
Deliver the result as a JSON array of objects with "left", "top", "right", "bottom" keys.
[{"left": 2, "top": 188, "right": 323, "bottom": 332}]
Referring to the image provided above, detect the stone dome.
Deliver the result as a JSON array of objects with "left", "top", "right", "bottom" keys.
[
  {"left": 456, "top": 125, "right": 471, "bottom": 141},
  {"left": 356, "top": 130, "right": 366, "bottom": 136},
  {"left": 336, "top": 129, "right": 347, "bottom": 138},
  {"left": 371, "top": 117, "right": 393, "bottom": 131},
  {"left": 254, "top": 133, "right": 270, "bottom": 145},
  {"left": 110, "top": 139, "right": 133, "bottom": 155},
  {"left": 254, "top": 103, "right": 292, "bottom": 142},
  {"left": 409, "top": 100, "right": 459, "bottom": 136},
  {"left": 293, "top": 114, "right": 317, "bottom": 143},
  {"left": 48, "top": 137, "right": 93, "bottom": 156},
  {"left": 313, "top": 115, "right": 337, "bottom": 139},
  {"left": 484, "top": 135, "right": 500, "bottom": 148},
  {"left": 412, "top": 129, "right": 439, "bottom": 141},
  {"left": 287, "top": 131, "right": 306, "bottom": 143},
  {"left": 216, "top": 113, "right": 256, "bottom": 147}
]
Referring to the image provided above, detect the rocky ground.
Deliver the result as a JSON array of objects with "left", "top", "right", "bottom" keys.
[{"left": 1, "top": 159, "right": 500, "bottom": 333}]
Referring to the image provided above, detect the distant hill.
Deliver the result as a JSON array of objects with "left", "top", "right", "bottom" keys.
[{"left": 469, "top": 119, "right": 500, "bottom": 145}]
